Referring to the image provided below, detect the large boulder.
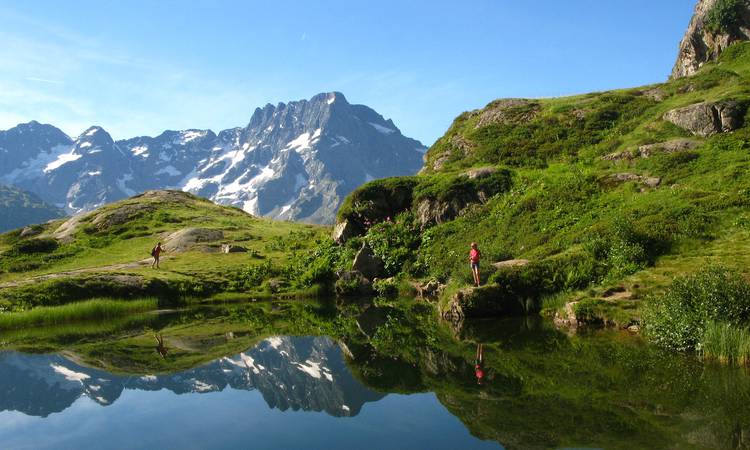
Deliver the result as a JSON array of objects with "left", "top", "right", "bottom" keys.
[
  {"left": 671, "top": 0, "right": 750, "bottom": 79},
  {"left": 351, "top": 244, "right": 384, "bottom": 280},
  {"left": 163, "top": 228, "right": 224, "bottom": 253},
  {"left": 663, "top": 101, "right": 744, "bottom": 136},
  {"left": 414, "top": 197, "right": 467, "bottom": 228}
]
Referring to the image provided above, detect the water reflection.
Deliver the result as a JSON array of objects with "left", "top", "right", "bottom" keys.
[{"left": 0, "top": 336, "right": 383, "bottom": 418}]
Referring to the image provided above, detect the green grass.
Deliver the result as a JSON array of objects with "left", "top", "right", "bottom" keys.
[
  {"left": 700, "top": 320, "right": 750, "bottom": 365},
  {"left": 0, "top": 298, "right": 158, "bottom": 330}
]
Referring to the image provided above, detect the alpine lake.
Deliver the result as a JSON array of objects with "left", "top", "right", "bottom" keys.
[{"left": 0, "top": 297, "right": 748, "bottom": 450}]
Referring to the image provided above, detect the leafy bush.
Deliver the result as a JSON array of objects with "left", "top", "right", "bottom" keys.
[
  {"left": 7, "top": 238, "right": 58, "bottom": 255},
  {"left": 705, "top": 0, "right": 743, "bottom": 33},
  {"left": 643, "top": 267, "right": 750, "bottom": 352},
  {"left": 365, "top": 213, "right": 422, "bottom": 276}
]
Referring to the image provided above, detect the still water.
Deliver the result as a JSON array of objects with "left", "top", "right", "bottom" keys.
[{"left": 0, "top": 300, "right": 748, "bottom": 450}]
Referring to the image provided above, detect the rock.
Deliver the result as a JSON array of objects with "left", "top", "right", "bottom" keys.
[
  {"left": 475, "top": 99, "right": 541, "bottom": 129},
  {"left": 640, "top": 87, "right": 668, "bottom": 102},
  {"left": 463, "top": 166, "right": 498, "bottom": 179},
  {"left": 413, "top": 280, "right": 445, "bottom": 300},
  {"left": 163, "top": 228, "right": 224, "bottom": 253},
  {"left": 602, "top": 139, "right": 701, "bottom": 161},
  {"left": 627, "top": 324, "right": 641, "bottom": 333},
  {"left": 554, "top": 301, "right": 579, "bottom": 328},
  {"left": 637, "top": 138, "right": 701, "bottom": 157},
  {"left": 351, "top": 244, "right": 384, "bottom": 280},
  {"left": 663, "top": 101, "right": 744, "bottom": 137},
  {"left": 671, "top": 0, "right": 750, "bottom": 79},
  {"left": 19, "top": 226, "right": 42, "bottom": 238},
  {"left": 606, "top": 173, "right": 661, "bottom": 188},
  {"left": 221, "top": 244, "right": 248, "bottom": 253},
  {"left": 332, "top": 219, "right": 361, "bottom": 244},
  {"left": 414, "top": 197, "right": 465, "bottom": 228},
  {"left": 492, "top": 259, "right": 530, "bottom": 269},
  {"left": 442, "top": 284, "right": 529, "bottom": 319},
  {"left": 91, "top": 203, "right": 156, "bottom": 231}
]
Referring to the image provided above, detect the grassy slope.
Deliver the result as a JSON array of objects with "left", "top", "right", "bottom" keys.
[
  {"left": 0, "top": 190, "right": 327, "bottom": 307},
  {"left": 341, "top": 43, "right": 750, "bottom": 324}
]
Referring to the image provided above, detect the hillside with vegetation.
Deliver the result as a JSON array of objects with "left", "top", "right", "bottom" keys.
[
  {"left": 0, "top": 190, "right": 331, "bottom": 310},
  {"left": 331, "top": 41, "right": 750, "bottom": 361}
]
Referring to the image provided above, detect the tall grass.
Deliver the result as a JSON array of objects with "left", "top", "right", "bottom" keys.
[
  {"left": 0, "top": 298, "right": 158, "bottom": 330},
  {"left": 700, "top": 320, "right": 750, "bottom": 365}
]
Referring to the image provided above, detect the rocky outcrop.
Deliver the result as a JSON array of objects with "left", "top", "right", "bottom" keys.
[
  {"left": 331, "top": 219, "right": 361, "bottom": 244},
  {"left": 163, "top": 228, "right": 225, "bottom": 253},
  {"left": 602, "top": 138, "right": 701, "bottom": 161},
  {"left": 414, "top": 197, "right": 468, "bottom": 228},
  {"left": 663, "top": 101, "right": 744, "bottom": 136},
  {"left": 442, "top": 284, "right": 530, "bottom": 320},
  {"left": 351, "top": 244, "right": 384, "bottom": 280},
  {"left": 605, "top": 173, "right": 662, "bottom": 188},
  {"left": 671, "top": 0, "right": 750, "bottom": 79},
  {"left": 475, "top": 99, "right": 541, "bottom": 129},
  {"left": 492, "top": 259, "right": 530, "bottom": 269}
]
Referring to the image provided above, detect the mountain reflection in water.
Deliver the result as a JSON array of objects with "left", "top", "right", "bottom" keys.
[{"left": 0, "top": 336, "right": 383, "bottom": 418}]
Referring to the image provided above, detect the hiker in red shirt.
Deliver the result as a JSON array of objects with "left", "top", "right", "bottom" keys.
[
  {"left": 469, "top": 242, "right": 481, "bottom": 287},
  {"left": 151, "top": 242, "right": 163, "bottom": 269},
  {"left": 475, "top": 343, "right": 485, "bottom": 385}
]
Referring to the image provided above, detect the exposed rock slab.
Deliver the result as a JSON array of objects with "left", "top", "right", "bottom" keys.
[
  {"left": 602, "top": 138, "right": 701, "bottom": 161},
  {"left": 606, "top": 173, "right": 661, "bottom": 188},
  {"left": 492, "top": 259, "right": 530, "bottom": 269},
  {"left": 663, "top": 101, "right": 744, "bottom": 136},
  {"left": 475, "top": 99, "right": 541, "bottom": 128},
  {"left": 163, "top": 228, "right": 224, "bottom": 253},
  {"left": 332, "top": 219, "right": 361, "bottom": 244}
]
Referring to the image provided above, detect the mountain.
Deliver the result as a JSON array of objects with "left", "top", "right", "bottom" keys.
[
  {"left": 0, "top": 336, "right": 384, "bottom": 418},
  {"left": 671, "top": 0, "right": 750, "bottom": 78},
  {"left": 0, "top": 185, "right": 64, "bottom": 232},
  {"left": 0, "top": 92, "right": 426, "bottom": 225}
]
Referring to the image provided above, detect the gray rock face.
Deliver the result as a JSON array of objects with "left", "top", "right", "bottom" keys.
[
  {"left": 671, "top": 0, "right": 750, "bottom": 79},
  {"left": 0, "top": 92, "right": 426, "bottom": 226},
  {"left": 602, "top": 138, "right": 701, "bottom": 161},
  {"left": 351, "top": 244, "right": 384, "bottom": 280},
  {"left": 332, "top": 219, "right": 361, "bottom": 244},
  {"left": 663, "top": 101, "right": 744, "bottom": 136}
]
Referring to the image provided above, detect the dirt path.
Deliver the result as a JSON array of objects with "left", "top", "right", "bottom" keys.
[{"left": 0, "top": 256, "right": 172, "bottom": 289}]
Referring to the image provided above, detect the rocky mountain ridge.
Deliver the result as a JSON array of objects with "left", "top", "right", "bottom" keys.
[
  {"left": 671, "top": 0, "right": 750, "bottom": 78},
  {"left": 0, "top": 92, "right": 426, "bottom": 224}
]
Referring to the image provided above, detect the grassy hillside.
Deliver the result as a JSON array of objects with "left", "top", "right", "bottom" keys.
[
  {"left": 336, "top": 43, "right": 750, "bottom": 331},
  {"left": 0, "top": 190, "right": 330, "bottom": 309},
  {"left": 0, "top": 185, "right": 64, "bottom": 232}
]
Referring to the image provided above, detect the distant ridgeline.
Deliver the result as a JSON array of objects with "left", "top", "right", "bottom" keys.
[
  {"left": 0, "top": 92, "right": 425, "bottom": 226},
  {"left": 333, "top": 0, "right": 750, "bottom": 323},
  {"left": 0, "top": 185, "right": 64, "bottom": 233}
]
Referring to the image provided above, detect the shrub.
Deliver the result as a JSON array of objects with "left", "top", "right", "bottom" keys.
[
  {"left": 365, "top": 213, "right": 422, "bottom": 277},
  {"left": 7, "top": 238, "right": 58, "bottom": 255},
  {"left": 705, "top": 0, "right": 743, "bottom": 33},
  {"left": 643, "top": 267, "right": 750, "bottom": 352}
]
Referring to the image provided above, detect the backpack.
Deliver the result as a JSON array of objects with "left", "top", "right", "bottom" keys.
[{"left": 150, "top": 247, "right": 157, "bottom": 257}]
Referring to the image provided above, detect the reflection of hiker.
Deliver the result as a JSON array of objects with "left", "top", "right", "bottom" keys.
[
  {"left": 155, "top": 333, "right": 168, "bottom": 358},
  {"left": 469, "top": 242, "right": 482, "bottom": 287},
  {"left": 475, "top": 343, "right": 484, "bottom": 385},
  {"left": 150, "top": 242, "right": 163, "bottom": 269}
]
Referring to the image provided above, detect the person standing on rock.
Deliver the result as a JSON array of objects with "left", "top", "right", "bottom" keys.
[
  {"left": 151, "top": 242, "right": 163, "bottom": 269},
  {"left": 469, "top": 242, "right": 482, "bottom": 287}
]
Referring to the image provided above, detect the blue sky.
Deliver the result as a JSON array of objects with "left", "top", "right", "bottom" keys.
[{"left": 0, "top": 0, "right": 695, "bottom": 145}]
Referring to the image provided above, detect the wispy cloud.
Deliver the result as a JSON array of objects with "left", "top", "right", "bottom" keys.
[{"left": 25, "top": 77, "right": 64, "bottom": 84}]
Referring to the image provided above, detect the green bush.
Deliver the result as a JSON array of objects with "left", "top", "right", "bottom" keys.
[
  {"left": 365, "top": 213, "right": 422, "bottom": 277},
  {"left": 7, "top": 237, "right": 58, "bottom": 255},
  {"left": 643, "top": 267, "right": 750, "bottom": 352},
  {"left": 705, "top": 0, "right": 743, "bottom": 33},
  {"left": 373, "top": 278, "right": 399, "bottom": 299}
]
